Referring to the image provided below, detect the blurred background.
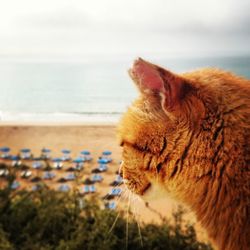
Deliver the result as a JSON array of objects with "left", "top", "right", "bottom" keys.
[{"left": 0, "top": 0, "right": 249, "bottom": 122}]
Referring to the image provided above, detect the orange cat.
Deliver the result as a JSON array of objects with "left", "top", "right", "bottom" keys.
[{"left": 118, "top": 58, "right": 250, "bottom": 250}]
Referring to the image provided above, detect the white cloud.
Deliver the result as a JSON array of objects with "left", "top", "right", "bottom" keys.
[{"left": 0, "top": 0, "right": 249, "bottom": 59}]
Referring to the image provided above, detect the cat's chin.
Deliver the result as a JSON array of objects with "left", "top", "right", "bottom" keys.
[{"left": 139, "top": 182, "right": 167, "bottom": 202}]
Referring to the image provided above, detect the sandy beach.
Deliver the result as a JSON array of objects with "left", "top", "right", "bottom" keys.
[{"left": 0, "top": 123, "right": 208, "bottom": 241}]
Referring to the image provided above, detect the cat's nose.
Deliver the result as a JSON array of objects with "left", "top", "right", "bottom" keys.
[{"left": 119, "top": 161, "right": 124, "bottom": 178}]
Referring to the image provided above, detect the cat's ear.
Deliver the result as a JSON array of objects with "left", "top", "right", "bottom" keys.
[{"left": 129, "top": 58, "right": 192, "bottom": 114}]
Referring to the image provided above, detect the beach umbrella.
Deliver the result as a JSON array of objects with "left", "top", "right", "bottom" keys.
[
  {"left": 73, "top": 157, "right": 84, "bottom": 163},
  {"left": 20, "top": 148, "right": 31, "bottom": 153},
  {"left": 52, "top": 158, "right": 63, "bottom": 169},
  {"left": 52, "top": 157, "right": 63, "bottom": 162},
  {"left": 98, "top": 158, "right": 109, "bottom": 164},
  {"left": 0, "top": 147, "right": 11, "bottom": 158},
  {"left": 61, "top": 149, "right": 71, "bottom": 154},
  {"left": 42, "top": 148, "right": 51, "bottom": 153},
  {"left": 81, "top": 150, "right": 90, "bottom": 155},
  {"left": 101, "top": 151, "right": 112, "bottom": 163},
  {"left": 20, "top": 148, "right": 31, "bottom": 159},
  {"left": 21, "top": 148, "right": 30, "bottom": 153},
  {"left": 103, "top": 150, "right": 112, "bottom": 156},
  {"left": 11, "top": 155, "right": 22, "bottom": 167},
  {"left": 0, "top": 147, "right": 10, "bottom": 152},
  {"left": 11, "top": 155, "right": 19, "bottom": 161},
  {"left": 41, "top": 148, "right": 51, "bottom": 159},
  {"left": 80, "top": 151, "right": 92, "bottom": 162},
  {"left": 73, "top": 158, "right": 84, "bottom": 170},
  {"left": 61, "top": 149, "right": 71, "bottom": 161}
]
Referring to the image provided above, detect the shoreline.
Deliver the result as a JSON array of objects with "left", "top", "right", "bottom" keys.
[{"left": 0, "top": 121, "right": 118, "bottom": 126}]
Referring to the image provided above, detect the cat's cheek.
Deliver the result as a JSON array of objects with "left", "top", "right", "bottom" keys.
[{"left": 140, "top": 182, "right": 167, "bottom": 202}]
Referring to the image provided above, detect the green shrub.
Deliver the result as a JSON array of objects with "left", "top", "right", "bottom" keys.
[{"left": 0, "top": 178, "right": 213, "bottom": 250}]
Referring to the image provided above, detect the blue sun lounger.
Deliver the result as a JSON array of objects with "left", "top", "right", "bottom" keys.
[{"left": 98, "top": 158, "right": 109, "bottom": 164}]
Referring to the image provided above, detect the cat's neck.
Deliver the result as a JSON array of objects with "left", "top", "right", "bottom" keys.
[
  {"left": 185, "top": 173, "right": 249, "bottom": 250},
  {"left": 169, "top": 126, "right": 249, "bottom": 250}
]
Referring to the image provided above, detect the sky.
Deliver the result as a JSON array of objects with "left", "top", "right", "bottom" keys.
[{"left": 0, "top": 0, "right": 249, "bottom": 61}]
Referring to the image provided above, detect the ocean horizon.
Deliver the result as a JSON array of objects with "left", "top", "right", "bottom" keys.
[{"left": 0, "top": 55, "right": 249, "bottom": 123}]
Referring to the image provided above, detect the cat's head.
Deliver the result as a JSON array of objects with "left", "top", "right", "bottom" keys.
[{"left": 117, "top": 58, "right": 216, "bottom": 200}]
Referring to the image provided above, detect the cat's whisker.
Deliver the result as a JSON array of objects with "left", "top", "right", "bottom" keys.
[
  {"left": 135, "top": 212, "right": 143, "bottom": 247},
  {"left": 107, "top": 211, "right": 121, "bottom": 235},
  {"left": 122, "top": 183, "right": 145, "bottom": 248},
  {"left": 119, "top": 186, "right": 130, "bottom": 203},
  {"left": 129, "top": 188, "right": 144, "bottom": 247},
  {"left": 115, "top": 187, "right": 126, "bottom": 204},
  {"left": 126, "top": 190, "right": 132, "bottom": 250},
  {"left": 105, "top": 186, "right": 129, "bottom": 239}
]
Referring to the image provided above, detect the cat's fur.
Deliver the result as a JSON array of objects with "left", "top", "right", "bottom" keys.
[{"left": 118, "top": 58, "right": 250, "bottom": 250}]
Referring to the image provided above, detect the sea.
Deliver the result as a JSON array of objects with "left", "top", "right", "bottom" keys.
[{"left": 0, "top": 56, "right": 249, "bottom": 123}]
